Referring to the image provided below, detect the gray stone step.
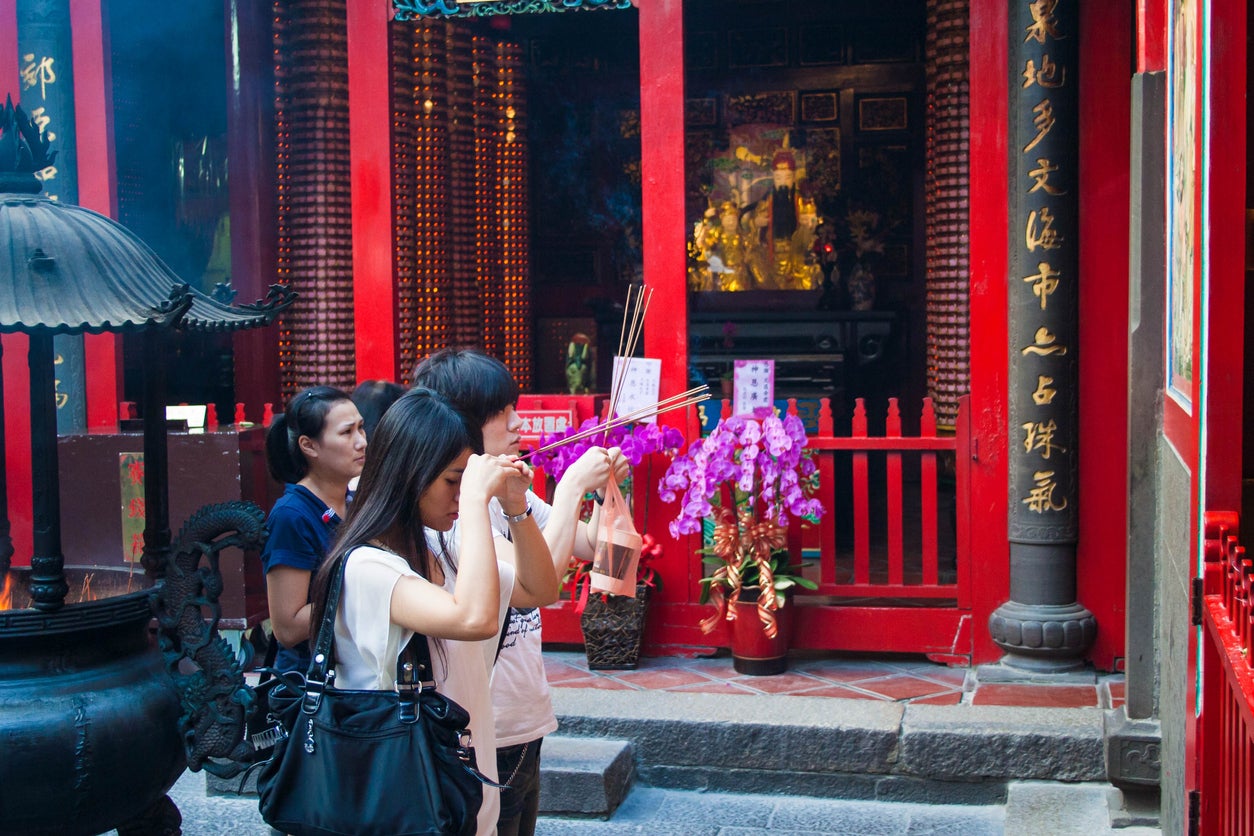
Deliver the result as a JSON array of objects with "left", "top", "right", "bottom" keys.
[
  {"left": 1003, "top": 782, "right": 1161, "bottom": 835},
  {"left": 538, "top": 735, "right": 635, "bottom": 818},
  {"left": 550, "top": 687, "right": 1109, "bottom": 804}
]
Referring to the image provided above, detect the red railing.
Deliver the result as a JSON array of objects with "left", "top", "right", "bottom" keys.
[
  {"left": 798, "top": 395, "right": 970, "bottom": 607},
  {"left": 1200, "top": 511, "right": 1254, "bottom": 834},
  {"left": 540, "top": 394, "right": 974, "bottom": 660}
]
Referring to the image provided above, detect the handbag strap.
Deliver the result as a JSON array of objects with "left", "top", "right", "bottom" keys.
[{"left": 304, "top": 549, "right": 509, "bottom": 790}]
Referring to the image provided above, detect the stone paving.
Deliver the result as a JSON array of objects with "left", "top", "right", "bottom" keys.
[
  {"left": 117, "top": 650, "right": 1150, "bottom": 835},
  {"left": 543, "top": 650, "right": 1126, "bottom": 709}
]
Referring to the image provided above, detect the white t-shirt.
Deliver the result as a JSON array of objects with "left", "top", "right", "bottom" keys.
[
  {"left": 441, "top": 490, "right": 560, "bottom": 748},
  {"left": 335, "top": 544, "right": 515, "bottom": 835}
]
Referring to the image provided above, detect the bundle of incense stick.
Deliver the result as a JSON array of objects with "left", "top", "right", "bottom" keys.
[
  {"left": 521, "top": 385, "right": 709, "bottom": 461},
  {"left": 521, "top": 285, "right": 708, "bottom": 461},
  {"left": 605, "top": 283, "right": 652, "bottom": 427}
]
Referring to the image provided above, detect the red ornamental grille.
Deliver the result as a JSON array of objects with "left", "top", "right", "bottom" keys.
[
  {"left": 924, "top": 0, "right": 971, "bottom": 430},
  {"left": 274, "top": 0, "right": 356, "bottom": 397}
]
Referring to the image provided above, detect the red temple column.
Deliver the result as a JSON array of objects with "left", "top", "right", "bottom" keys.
[
  {"left": 348, "top": 0, "right": 399, "bottom": 384},
  {"left": 637, "top": 1, "right": 693, "bottom": 597}
]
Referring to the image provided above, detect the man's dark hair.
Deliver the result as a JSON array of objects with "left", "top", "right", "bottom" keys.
[{"left": 411, "top": 348, "right": 519, "bottom": 430}]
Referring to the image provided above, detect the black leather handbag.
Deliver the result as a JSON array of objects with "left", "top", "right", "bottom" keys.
[{"left": 256, "top": 553, "right": 491, "bottom": 836}]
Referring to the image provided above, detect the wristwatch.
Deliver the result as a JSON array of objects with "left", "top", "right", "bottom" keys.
[{"left": 505, "top": 504, "right": 533, "bottom": 524}]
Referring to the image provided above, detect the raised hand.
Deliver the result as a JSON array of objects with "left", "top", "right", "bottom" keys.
[{"left": 559, "top": 445, "right": 626, "bottom": 495}]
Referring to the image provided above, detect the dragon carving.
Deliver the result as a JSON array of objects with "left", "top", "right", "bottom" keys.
[{"left": 150, "top": 501, "right": 267, "bottom": 778}]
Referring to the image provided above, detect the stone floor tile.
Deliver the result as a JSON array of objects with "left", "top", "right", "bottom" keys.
[
  {"left": 849, "top": 674, "right": 958, "bottom": 701},
  {"left": 970, "top": 683, "right": 1098, "bottom": 708},
  {"left": 905, "top": 691, "right": 964, "bottom": 706},
  {"left": 615, "top": 667, "right": 716, "bottom": 689},
  {"left": 550, "top": 674, "right": 636, "bottom": 690}
]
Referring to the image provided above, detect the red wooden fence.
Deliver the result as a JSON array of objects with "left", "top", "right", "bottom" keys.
[
  {"left": 541, "top": 395, "right": 975, "bottom": 662},
  {"left": 1199, "top": 511, "right": 1254, "bottom": 834}
]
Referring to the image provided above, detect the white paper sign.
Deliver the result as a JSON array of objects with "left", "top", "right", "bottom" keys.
[
  {"left": 611, "top": 356, "right": 662, "bottom": 423},
  {"left": 733, "top": 360, "right": 775, "bottom": 416}
]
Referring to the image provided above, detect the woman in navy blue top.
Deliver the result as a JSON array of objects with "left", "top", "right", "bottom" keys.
[{"left": 261, "top": 386, "right": 366, "bottom": 673}]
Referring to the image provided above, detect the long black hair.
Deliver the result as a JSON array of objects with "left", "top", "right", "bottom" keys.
[
  {"left": 264, "top": 386, "right": 355, "bottom": 484},
  {"left": 308, "top": 387, "right": 477, "bottom": 637},
  {"left": 411, "top": 347, "right": 518, "bottom": 430}
]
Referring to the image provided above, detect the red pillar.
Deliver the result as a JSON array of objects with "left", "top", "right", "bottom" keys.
[
  {"left": 1075, "top": 0, "right": 1133, "bottom": 670},
  {"left": 70, "top": 0, "right": 121, "bottom": 430},
  {"left": 347, "top": 1, "right": 398, "bottom": 383},
  {"left": 228, "top": 0, "right": 281, "bottom": 416},
  {"left": 2, "top": 0, "right": 33, "bottom": 566},
  {"left": 637, "top": 1, "right": 694, "bottom": 604},
  {"left": 966, "top": 0, "right": 1010, "bottom": 663}
]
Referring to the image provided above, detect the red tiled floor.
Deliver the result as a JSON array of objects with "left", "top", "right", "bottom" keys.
[
  {"left": 728, "top": 672, "right": 829, "bottom": 695},
  {"left": 795, "top": 684, "right": 887, "bottom": 700},
  {"left": 846, "top": 673, "right": 960, "bottom": 701},
  {"left": 614, "top": 668, "right": 713, "bottom": 690},
  {"left": 969, "top": 683, "right": 1098, "bottom": 708},
  {"left": 543, "top": 661, "right": 593, "bottom": 683},
  {"left": 909, "top": 691, "right": 964, "bottom": 706},
  {"left": 542, "top": 651, "right": 1122, "bottom": 709},
  {"left": 911, "top": 667, "right": 969, "bottom": 688},
  {"left": 795, "top": 663, "right": 901, "bottom": 684},
  {"left": 668, "top": 680, "right": 762, "bottom": 696},
  {"left": 549, "top": 675, "right": 635, "bottom": 691}
]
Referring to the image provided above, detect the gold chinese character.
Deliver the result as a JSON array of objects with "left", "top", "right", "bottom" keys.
[
  {"left": 1028, "top": 158, "right": 1066, "bottom": 195},
  {"left": 1023, "top": 99, "right": 1056, "bottom": 153},
  {"left": 1022, "top": 419, "right": 1065, "bottom": 459},
  {"left": 1023, "top": 470, "right": 1068, "bottom": 512},
  {"left": 1023, "top": 261, "right": 1061, "bottom": 309},
  {"left": 29, "top": 106, "right": 53, "bottom": 139},
  {"left": 1032, "top": 375, "right": 1057, "bottom": 405},
  {"left": 53, "top": 378, "right": 68, "bottom": 410},
  {"left": 33, "top": 165, "right": 57, "bottom": 183},
  {"left": 1025, "top": 0, "right": 1063, "bottom": 44},
  {"left": 1025, "top": 209, "right": 1062, "bottom": 252},
  {"left": 1021, "top": 326, "right": 1068, "bottom": 356},
  {"left": 20, "top": 53, "right": 56, "bottom": 99},
  {"left": 1023, "top": 54, "right": 1067, "bottom": 89}
]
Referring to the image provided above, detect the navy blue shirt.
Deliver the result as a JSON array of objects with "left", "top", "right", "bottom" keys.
[{"left": 262, "top": 483, "right": 342, "bottom": 673}]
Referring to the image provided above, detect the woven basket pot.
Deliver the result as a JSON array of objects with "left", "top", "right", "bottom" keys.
[{"left": 580, "top": 583, "right": 651, "bottom": 670}]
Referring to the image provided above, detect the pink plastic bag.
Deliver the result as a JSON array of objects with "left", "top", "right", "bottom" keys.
[{"left": 590, "top": 479, "right": 642, "bottom": 597}]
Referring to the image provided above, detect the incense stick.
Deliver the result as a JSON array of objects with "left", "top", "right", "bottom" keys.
[
  {"left": 522, "top": 385, "right": 709, "bottom": 461},
  {"left": 607, "top": 284, "right": 651, "bottom": 427}
]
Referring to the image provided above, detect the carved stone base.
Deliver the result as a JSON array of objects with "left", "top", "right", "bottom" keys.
[
  {"left": 1105, "top": 710, "right": 1162, "bottom": 789},
  {"left": 988, "top": 599, "right": 1097, "bottom": 672}
]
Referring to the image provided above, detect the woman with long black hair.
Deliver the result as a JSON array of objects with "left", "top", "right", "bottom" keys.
[{"left": 308, "top": 387, "right": 556, "bottom": 834}]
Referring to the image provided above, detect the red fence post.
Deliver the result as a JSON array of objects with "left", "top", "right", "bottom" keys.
[
  {"left": 851, "top": 399, "right": 869, "bottom": 585},
  {"left": 920, "top": 398, "right": 939, "bottom": 586}
]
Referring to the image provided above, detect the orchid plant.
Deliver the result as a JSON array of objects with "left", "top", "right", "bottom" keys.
[
  {"left": 530, "top": 418, "right": 685, "bottom": 607},
  {"left": 659, "top": 407, "right": 823, "bottom": 638}
]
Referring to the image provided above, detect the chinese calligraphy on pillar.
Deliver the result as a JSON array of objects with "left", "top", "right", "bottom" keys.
[
  {"left": 1009, "top": 0, "right": 1077, "bottom": 543},
  {"left": 18, "top": 0, "right": 87, "bottom": 433}
]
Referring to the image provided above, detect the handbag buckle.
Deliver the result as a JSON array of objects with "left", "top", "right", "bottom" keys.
[{"left": 301, "top": 676, "right": 325, "bottom": 714}]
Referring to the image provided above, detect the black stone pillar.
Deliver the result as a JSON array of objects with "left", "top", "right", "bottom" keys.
[
  {"left": 140, "top": 328, "right": 172, "bottom": 578},
  {"left": 989, "top": 0, "right": 1095, "bottom": 671},
  {"left": 17, "top": 0, "right": 87, "bottom": 434},
  {"left": 28, "top": 331, "right": 68, "bottom": 610}
]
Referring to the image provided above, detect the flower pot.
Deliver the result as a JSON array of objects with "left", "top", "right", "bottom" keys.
[
  {"left": 730, "top": 589, "right": 794, "bottom": 676},
  {"left": 580, "top": 583, "right": 651, "bottom": 670}
]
